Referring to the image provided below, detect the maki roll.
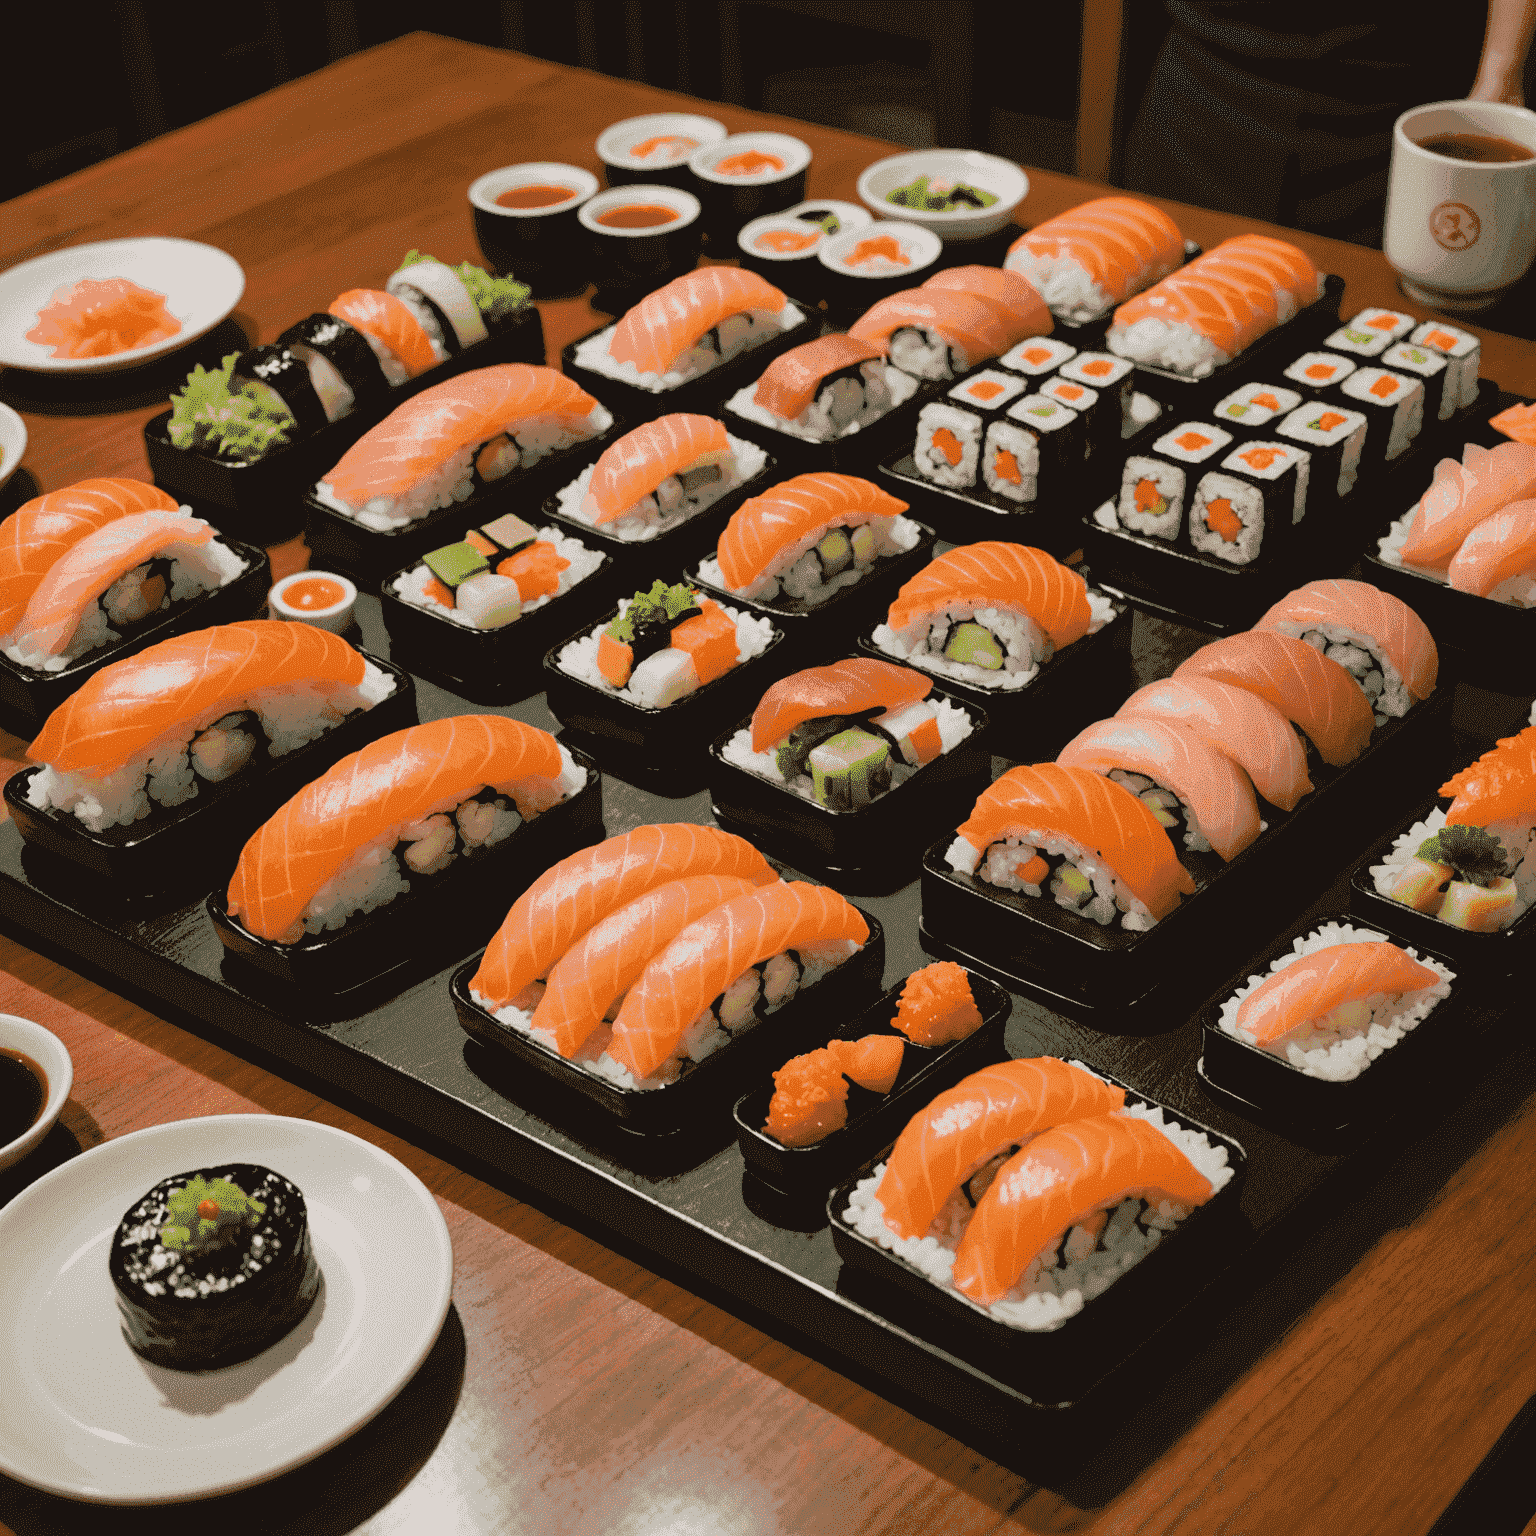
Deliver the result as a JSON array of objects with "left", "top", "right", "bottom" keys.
[
  {"left": 1186, "top": 439, "right": 1311, "bottom": 563},
  {"left": 559, "top": 578, "right": 774, "bottom": 708},
  {"left": 1381, "top": 341, "right": 1453, "bottom": 424},
  {"left": 913, "top": 401, "right": 986, "bottom": 490},
  {"left": 1282, "top": 351, "right": 1356, "bottom": 398},
  {"left": 276, "top": 312, "right": 391, "bottom": 424},
  {"left": 699, "top": 472, "right": 919, "bottom": 606},
  {"left": 1323, "top": 307, "right": 1415, "bottom": 359},
  {"left": 948, "top": 369, "right": 1027, "bottom": 415},
  {"left": 1055, "top": 352, "right": 1136, "bottom": 442},
  {"left": 1215, "top": 921, "right": 1451, "bottom": 1079},
  {"left": 326, "top": 288, "right": 445, "bottom": 384},
  {"left": 313, "top": 364, "right": 611, "bottom": 532},
  {"left": 1114, "top": 420, "right": 1234, "bottom": 542},
  {"left": 999, "top": 394, "right": 1087, "bottom": 495},
  {"left": 1338, "top": 367, "right": 1424, "bottom": 467},
  {"left": 1108, "top": 234, "right": 1322, "bottom": 378},
  {"left": 391, "top": 516, "right": 603, "bottom": 629},
  {"left": 999, "top": 336, "right": 1077, "bottom": 378},
  {"left": 817, "top": 224, "right": 946, "bottom": 306},
  {"left": 872, "top": 541, "right": 1113, "bottom": 689},
  {"left": 555, "top": 415, "right": 769, "bottom": 543},
  {"left": 1275, "top": 402, "right": 1368, "bottom": 509},
  {"left": 722, "top": 656, "right": 976, "bottom": 810},
  {"left": 1037, "top": 376, "right": 1103, "bottom": 459},
  {"left": 1212, "top": 382, "right": 1302, "bottom": 437},
  {"left": 1371, "top": 726, "right": 1536, "bottom": 932},
  {"left": 1409, "top": 321, "right": 1481, "bottom": 412},
  {"left": 111, "top": 1164, "right": 321, "bottom": 1370},
  {"left": 727, "top": 335, "right": 918, "bottom": 445},
  {"left": 1002, "top": 196, "right": 1186, "bottom": 324},
  {"left": 232, "top": 345, "right": 330, "bottom": 436}
]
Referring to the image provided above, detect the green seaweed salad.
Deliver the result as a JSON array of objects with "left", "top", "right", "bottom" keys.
[
  {"left": 166, "top": 252, "right": 530, "bottom": 460},
  {"left": 886, "top": 175, "right": 997, "bottom": 212}
]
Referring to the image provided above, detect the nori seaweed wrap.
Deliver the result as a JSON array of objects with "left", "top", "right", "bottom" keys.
[
  {"left": 109, "top": 1163, "right": 321, "bottom": 1371},
  {"left": 231, "top": 346, "right": 329, "bottom": 437},
  {"left": 277, "top": 313, "right": 392, "bottom": 420}
]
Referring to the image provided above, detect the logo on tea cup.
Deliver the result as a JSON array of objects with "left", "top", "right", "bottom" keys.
[{"left": 1429, "top": 202, "right": 1480, "bottom": 251}]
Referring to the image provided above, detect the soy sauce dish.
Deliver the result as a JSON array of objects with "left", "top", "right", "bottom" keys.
[{"left": 0, "top": 1014, "right": 72, "bottom": 1172}]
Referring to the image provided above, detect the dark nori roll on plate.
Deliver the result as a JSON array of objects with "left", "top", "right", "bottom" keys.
[{"left": 109, "top": 1163, "right": 321, "bottom": 1371}]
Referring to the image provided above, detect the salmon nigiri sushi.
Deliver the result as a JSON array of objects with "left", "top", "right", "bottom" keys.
[
  {"left": 602, "top": 880, "right": 870, "bottom": 1085},
  {"left": 327, "top": 288, "right": 444, "bottom": 384},
  {"left": 946, "top": 763, "right": 1196, "bottom": 929},
  {"left": 1004, "top": 196, "right": 1185, "bottom": 324},
  {"left": 314, "top": 364, "right": 611, "bottom": 531},
  {"left": 581, "top": 267, "right": 804, "bottom": 390},
  {"left": 555, "top": 414, "right": 767, "bottom": 542},
  {"left": 849, "top": 286, "right": 1020, "bottom": 380},
  {"left": 872, "top": 541, "right": 1109, "bottom": 689},
  {"left": 727, "top": 333, "right": 918, "bottom": 444},
  {"left": 1393, "top": 441, "right": 1536, "bottom": 573},
  {"left": 1445, "top": 499, "right": 1536, "bottom": 603},
  {"left": 24, "top": 620, "right": 398, "bottom": 832},
  {"left": 703, "top": 472, "right": 917, "bottom": 605},
  {"left": 224, "top": 715, "right": 586, "bottom": 946},
  {"left": 1218, "top": 921, "right": 1452, "bottom": 1077},
  {"left": 1252, "top": 578, "right": 1438, "bottom": 717}
]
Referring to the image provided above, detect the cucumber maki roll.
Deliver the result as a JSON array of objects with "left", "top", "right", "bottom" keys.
[
  {"left": 387, "top": 251, "right": 532, "bottom": 350},
  {"left": 1382, "top": 341, "right": 1453, "bottom": 424},
  {"left": 277, "top": 312, "right": 392, "bottom": 423},
  {"left": 1409, "top": 321, "right": 1481, "bottom": 411},
  {"left": 109, "top": 1163, "right": 321, "bottom": 1371},
  {"left": 1282, "top": 351, "right": 1357, "bottom": 399}
]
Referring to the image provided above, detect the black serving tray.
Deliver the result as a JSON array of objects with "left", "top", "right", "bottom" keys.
[
  {"left": 732, "top": 968, "right": 1011, "bottom": 1198},
  {"left": 856, "top": 591, "right": 1133, "bottom": 760},
  {"left": 142, "top": 305, "right": 547, "bottom": 546},
  {"left": 827, "top": 1073, "right": 1249, "bottom": 1405},
  {"left": 560, "top": 310, "right": 818, "bottom": 427},
  {"left": 707, "top": 672, "right": 992, "bottom": 894},
  {"left": 1347, "top": 795, "right": 1536, "bottom": 977},
  {"left": 4, "top": 652, "right": 416, "bottom": 901},
  {"left": 542, "top": 602, "right": 788, "bottom": 791},
  {"left": 377, "top": 548, "right": 616, "bottom": 705},
  {"left": 1120, "top": 274, "right": 1346, "bottom": 414},
  {"left": 919, "top": 685, "right": 1455, "bottom": 1017},
  {"left": 206, "top": 745, "right": 604, "bottom": 1001},
  {"left": 537, "top": 441, "right": 780, "bottom": 573},
  {"left": 303, "top": 410, "right": 626, "bottom": 591},
  {"left": 1081, "top": 379, "right": 1498, "bottom": 636},
  {"left": 0, "top": 536, "right": 271, "bottom": 739},
  {"left": 690, "top": 519, "right": 939, "bottom": 674},
  {"left": 1198, "top": 913, "right": 1469, "bottom": 1133},
  {"left": 450, "top": 909, "right": 885, "bottom": 1135},
  {"left": 718, "top": 371, "right": 935, "bottom": 479}
]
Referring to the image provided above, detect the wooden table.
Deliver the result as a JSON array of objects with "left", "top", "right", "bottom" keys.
[{"left": 2, "top": 33, "right": 1534, "bottom": 1535}]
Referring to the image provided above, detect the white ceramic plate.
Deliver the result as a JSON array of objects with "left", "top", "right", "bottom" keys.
[
  {"left": 857, "top": 150, "right": 1028, "bottom": 241},
  {"left": 0, "top": 237, "right": 245, "bottom": 374},
  {"left": 0, "top": 401, "right": 25, "bottom": 492},
  {"left": 0, "top": 1113, "right": 453, "bottom": 1504}
]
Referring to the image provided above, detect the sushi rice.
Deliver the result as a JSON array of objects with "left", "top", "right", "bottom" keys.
[
  {"left": 871, "top": 587, "right": 1117, "bottom": 692},
  {"left": 720, "top": 698, "right": 975, "bottom": 802},
  {"left": 555, "top": 434, "right": 769, "bottom": 542},
  {"left": 843, "top": 1089, "right": 1234, "bottom": 1331},
  {"left": 471, "top": 938, "right": 860, "bottom": 1091},
  {"left": 1218, "top": 920, "right": 1454, "bottom": 1081},
  {"left": 576, "top": 304, "right": 806, "bottom": 394},
  {"left": 3, "top": 535, "right": 250, "bottom": 674},
  {"left": 558, "top": 598, "right": 774, "bottom": 704},
  {"left": 391, "top": 526, "right": 604, "bottom": 627},
  {"left": 727, "top": 363, "right": 918, "bottom": 444},
  {"left": 28, "top": 660, "right": 399, "bottom": 832},
  {"left": 697, "top": 514, "right": 923, "bottom": 607}
]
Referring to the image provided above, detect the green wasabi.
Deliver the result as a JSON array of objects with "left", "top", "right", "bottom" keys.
[
  {"left": 393, "top": 250, "right": 531, "bottom": 322},
  {"left": 167, "top": 353, "right": 295, "bottom": 460},
  {"left": 159, "top": 1175, "right": 266, "bottom": 1255}
]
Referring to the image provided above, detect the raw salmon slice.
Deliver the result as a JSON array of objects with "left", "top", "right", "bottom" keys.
[
  {"left": 849, "top": 289, "right": 1015, "bottom": 369},
  {"left": 608, "top": 267, "right": 788, "bottom": 375},
  {"left": 329, "top": 288, "right": 439, "bottom": 377},
  {"left": 1398, "top": 441, "right": 1536, "bottom": 570},
  {"left": 921, "top": 266, "right": 1053, "bottom": 341},
  {"left": 827, "top": 1034, "right": 904, "bottom": 1094},
  {"left": 876, "top": 1058, "right": 1126, "bottom": 1240},
  {"left": 1007, "top": 197, "right": 1184, "bottom": 301},
  {"left": 1174, "top": 631, "right": 1373, "bottom": 768},
  {"left": 886, "top": 541, "right": 1091, "bottom": 651},
  {"left": 1116, "top": 676, "right": 1312, "bottom": 812},
  {"left": 1446, "top": 499, "right": 1536, "bottom": 596},
  {"left": 752, "top": 334, "right": 884, "bottom": 420},
  {"left": 1057, "top": 716, "right": 1262, "bottom": 861},
  {"left": 952, "top": 1113, "right": 1214, "bottom": 1305},
  {"left": 1441, "top": 725, "right": 1536, "bottom": 827},
  {"left": 581, "top": 414, "right": 732, "bottom": 525},
  {"left": 750, "top": 657, "right": 930, "bottom": 752},
  {"left": 605, "top": 882, "right": 868, "bottom": 1082},
  {"left": 227, "top": 715, "right": 563, "bottom": 942},
  {"left": 28, "top": 620, "right": 367, "bottom": 776},
  {"left": 533, "top": 873, "right": 765, "bottom": 1058},
  {"left": 1234, "top": 941, "right": 1441, "bottom": 1046},
  {"left": 473, "top": 824, "right": 778, "bottom": 1006},
  {"left": 0, "top": 478, "right": 179, "bottom": 637}
]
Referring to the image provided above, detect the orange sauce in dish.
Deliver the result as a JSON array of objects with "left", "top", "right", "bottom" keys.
[
  {"left": 630, "top": 134, "right": 699, "bottom": 163},
  {"left": 595, "top": 204, "right": 679, "bottom": 229},
  {"left": 26, "top": 277, "right": 181, "bottom": 359},
  {"left": 495, "top": 184, "right": 577, "bottom": 209},
  {"left": 756, "top": 229, "right": 820, "bottom": 253},
  {"left": 282, "top": 577, "right": 347, "bottom": 610},
  {"left": 844, "top": 236, "right": 910, "bottom": 268},
  {"left": 715, "top": 150, "right": 785, "bottom": 176}
]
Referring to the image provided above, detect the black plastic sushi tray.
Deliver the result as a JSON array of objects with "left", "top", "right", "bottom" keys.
[
  {"left": 0, "top": 536, "right": 272, "bottom": 739},
  {"left": 0, "top": 592, "right": 1527, "bottom": 1483},
  {"left": 143, "top": 305, "right": 546, "bottom": 546}
]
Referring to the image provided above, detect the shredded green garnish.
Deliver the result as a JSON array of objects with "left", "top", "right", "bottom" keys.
[
  {"left": 604, "top": 579, "right": 700, "bottom": 643},
  {"left": 395, "top": 249, "right": 434, "bottom": 271},
  {"left": 159, "top": 1175, "right": 266, "bottom": 1254},
  {"left": 886, "top": 175, "right": 997, "bottom": 212},
  {"left": 1417, "top": 824, "right": 1508, "bottom": 887},
  {"left": 167, "top": 353, "right": 295, "bottom": 461},
  {"left": 454, "top": 262, "right": 530, "bottom": 322}
]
